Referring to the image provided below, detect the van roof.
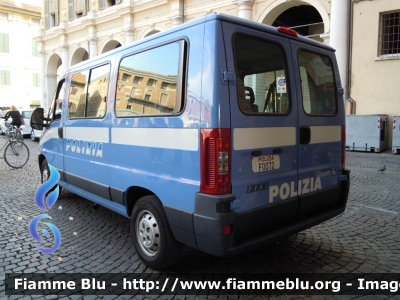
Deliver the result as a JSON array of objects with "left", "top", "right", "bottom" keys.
[
  {"left": 208, "top": 13, "right": 334, "bottom": 51},
  {"left": 64, "top": 13, "right": 334, "bottom": 75}
]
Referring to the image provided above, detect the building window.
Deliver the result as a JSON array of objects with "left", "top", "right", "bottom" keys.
[
  {"left": 0, "top": 70, "right": 10, "bottom": 85},
  {"left": 32, "top": 40, "right": 39, "bottom": 56},
  {"left": 98, "top": 0, "right": 120, "bottom": 10},
  {"left": 72, "top": 0, "right": 88, "bottom": 19},
  {"left": 378, "top": 11, "right": 400, "bottom": 56},
  {"left": 133, "top": 76, "right": 143, "bottom": 84},
  {"left": 45, "top": 0, "right": 59, "bottom": 28},
  {"left": 147, "top": 78, "right": 156, "bottom": 86},
  {"left": 0, "top": 33, "right": 9, "bottom": 53},
  {"left": 121, "top": 73, "right": 130, "bottom": 81},
  {"left": 32, "top": 73, "right": 40, "bottom": 87}
]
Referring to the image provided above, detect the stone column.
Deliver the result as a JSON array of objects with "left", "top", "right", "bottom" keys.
[
  {"left": 125, "top": 30, "right": 135, "bottom": 44},
  {"left": 38, "top": 41, "right": 47, "bottom": 109},
  {"left": 234, "top": 0, "right": 255, "bottom": 20},
  {"left": 46, "top": 74, "right": 57, "bottom": 109},
  {"left": 171, "top": 15, "right": 183, "bottom": 27},
  {"left": 89, "top": 38, "right": 98, "bottom": 59},
  {"left": 320, "top": 33, "right": 330, "bottom": 45},
  {"left": 330, "top": 0, "right": 350, "bottom": 96},
  {"left": 61, "top": 45, "right": 69, "bottom": 72}
]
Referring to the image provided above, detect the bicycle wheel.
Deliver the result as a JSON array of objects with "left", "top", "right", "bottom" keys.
[
  {"left": 4, "top": 141, "right": 30, "bottom": 168},
  {"left": 15, "top": 129, "right": 24, "bottom": 142}
]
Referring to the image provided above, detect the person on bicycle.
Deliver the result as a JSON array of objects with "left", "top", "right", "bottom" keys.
[{"left": 4, "top": 105, "right": 22, "bottom": 128}]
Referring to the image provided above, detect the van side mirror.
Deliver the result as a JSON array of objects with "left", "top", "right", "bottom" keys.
[{"left": 30, "top": 108, "right": 49, "bottom": 130}]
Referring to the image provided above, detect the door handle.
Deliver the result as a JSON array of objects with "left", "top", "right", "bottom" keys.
[
  {"left": 58, "top": 127, "right": 63, "bottom": 138},
  {"left": 300, "top": 126, "right": 310, "bottom": 144}
]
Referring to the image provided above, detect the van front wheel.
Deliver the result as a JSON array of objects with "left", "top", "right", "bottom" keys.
[
  {"left": 41, "top": 159, "right": 62, "bottom": 194},
  {"left": 131, "top": 195, "right": 182, "bottom": 270}
]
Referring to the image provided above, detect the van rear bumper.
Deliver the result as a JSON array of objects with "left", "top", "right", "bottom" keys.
[{"left": 192, "top": 170, "right": 350, "bottom": 257}]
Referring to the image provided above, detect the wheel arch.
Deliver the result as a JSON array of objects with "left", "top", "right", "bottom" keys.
[
  {"left": 38, "top": 154, "right": 46, "bottom": 171},
  {"left": 125, "top": 186, "right": 155, "bottom": 217}
]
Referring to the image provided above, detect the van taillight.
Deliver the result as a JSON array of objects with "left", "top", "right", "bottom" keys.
[
  {"left": 200, "top": 129, "right": 231, "bottom": 195},
  {"left": 342, "top": 125, "right": 346, "bottom": 169}
]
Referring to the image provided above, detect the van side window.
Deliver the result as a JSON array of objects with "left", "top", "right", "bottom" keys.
[
  {"left": 115, "top": 41, "right": 182, "bottom": 117},
  {"left": 298, "top": 50, "right": 337, "bottom": 116},
  {"left": 49, "top": 79, "right": 66, "bottom": 121},
  {"left": 233, "top": 34, "right": 290, "bottom": 115},
  {"left": 68, "top": 63, "right": 110, "bottom": 119}
]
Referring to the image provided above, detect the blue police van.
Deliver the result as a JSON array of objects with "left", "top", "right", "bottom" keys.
[{"left": 31, "top": 13, "right": 350, "bottom": 270}]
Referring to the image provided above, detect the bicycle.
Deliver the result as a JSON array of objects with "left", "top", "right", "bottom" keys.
[
  {"left": 0, "top": 124, "right": 29, "bottom": 168},
  {"left": 4, "top": 122, "right": 24, "bottom": 142}
]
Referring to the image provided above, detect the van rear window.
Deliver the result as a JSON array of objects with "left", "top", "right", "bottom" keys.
[
  {"left": 298, "top": 50, "right": 337, "bottom": 116},
  {"left": 233, "top": 34, "right": 290, "bottom": 115}
]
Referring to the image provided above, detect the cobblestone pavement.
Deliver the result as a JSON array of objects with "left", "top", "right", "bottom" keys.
[{"left": 0, "top": 138, "right": 399, "bottom": 299}]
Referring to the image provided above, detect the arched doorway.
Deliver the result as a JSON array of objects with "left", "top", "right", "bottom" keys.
[
  {"left": 144, "top": 30, "right": 160, "bottom": 38},
  {"left": 273, "top": 5, "right": 323, "bottom": 42},
  {"left": 259, "top": 0, "right": 329, "bottom": 43},
  {"left": 71, "top": 47, "right": 89, "bottom": 67},
  {"left": 45, "top": 53, "right": 62, "bottom": 109},
  {"left": 101, "top": 40, "right": 122, "bottom": 54}
]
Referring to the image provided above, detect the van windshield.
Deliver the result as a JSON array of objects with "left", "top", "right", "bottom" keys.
[{"left": 233, "top": 34, "right": 290, "bottom": 115}]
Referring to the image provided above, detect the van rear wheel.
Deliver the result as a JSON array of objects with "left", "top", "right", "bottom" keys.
[{"left": 131, "top": 195, "right": 182, "bottom": 270}]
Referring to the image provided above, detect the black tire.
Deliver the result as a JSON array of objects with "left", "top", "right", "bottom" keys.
[
  {"left": 41, "top": 159, "right": 62, "bottom": 194},
  {"left": 31, "top": 129, "right": 38, "bottom": 141},
  {"left": 131, "top": 195, "right": 183, "bottom": 270},
  {"left": 4, "top": 141, "right": 29, "bottom": 168}
]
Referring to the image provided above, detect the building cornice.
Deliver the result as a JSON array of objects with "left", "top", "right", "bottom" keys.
[{"left": 0, "top": 3, "right": 41, "bottom": 18}]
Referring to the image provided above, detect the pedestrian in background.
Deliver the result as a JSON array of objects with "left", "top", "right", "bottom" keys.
[{"left": 4, "top": 105, "right": 22, "bottom": 128}]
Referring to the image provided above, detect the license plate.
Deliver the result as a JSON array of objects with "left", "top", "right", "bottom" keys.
[{"left": 252, "top": 155, "right": 280, "bottom": 173}]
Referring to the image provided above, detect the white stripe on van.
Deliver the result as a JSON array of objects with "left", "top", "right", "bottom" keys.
[
  {"left": 233, "top": 127, "right": 296, "bottom": 150},
  {"left": 310, "top": 126, "right": 341, "bottom": 144},
  {"left": 65, "top": 127, "right": 109, "bottom": 142},
  {"left": 111, "top": 128, "right": 199, "bottom": 151}
]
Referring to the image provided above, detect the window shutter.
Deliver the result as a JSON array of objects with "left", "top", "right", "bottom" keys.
[
  {"left": 0, "top": 34, "right": 9, "bottom": 53},
  {"left": 82, "top": 0, "right": 87, "bottom": 16},
  {"left": 44, "top": 0, "right": 49, "bottom": 29},
  {"left": 5, "top": 34, "right": 9, "bottom": 53},
  {"left": 68, "top": 0, "right": 74, "bottom": 20},
  {"left": 1, "top": 70, "right": 11, "bottom": 85},
  {"left": 75, "top": 0, "right": 82, "bottom": 12},
  {"left": 54, "top": 0, "right": 59, "bottom": 26},
  {"left": 32, "top": 40, "right": 38, "bottom": 56},
  {"left": 98, "top": 0, "right": 104, "bottom": 10}
]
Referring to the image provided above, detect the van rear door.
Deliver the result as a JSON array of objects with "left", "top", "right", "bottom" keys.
[
  {"left": 221, "top": 23, "right": 300, "bottom": 240},
  {"left": 290, "top": 40, "right": 345, "bottom": 217}
]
